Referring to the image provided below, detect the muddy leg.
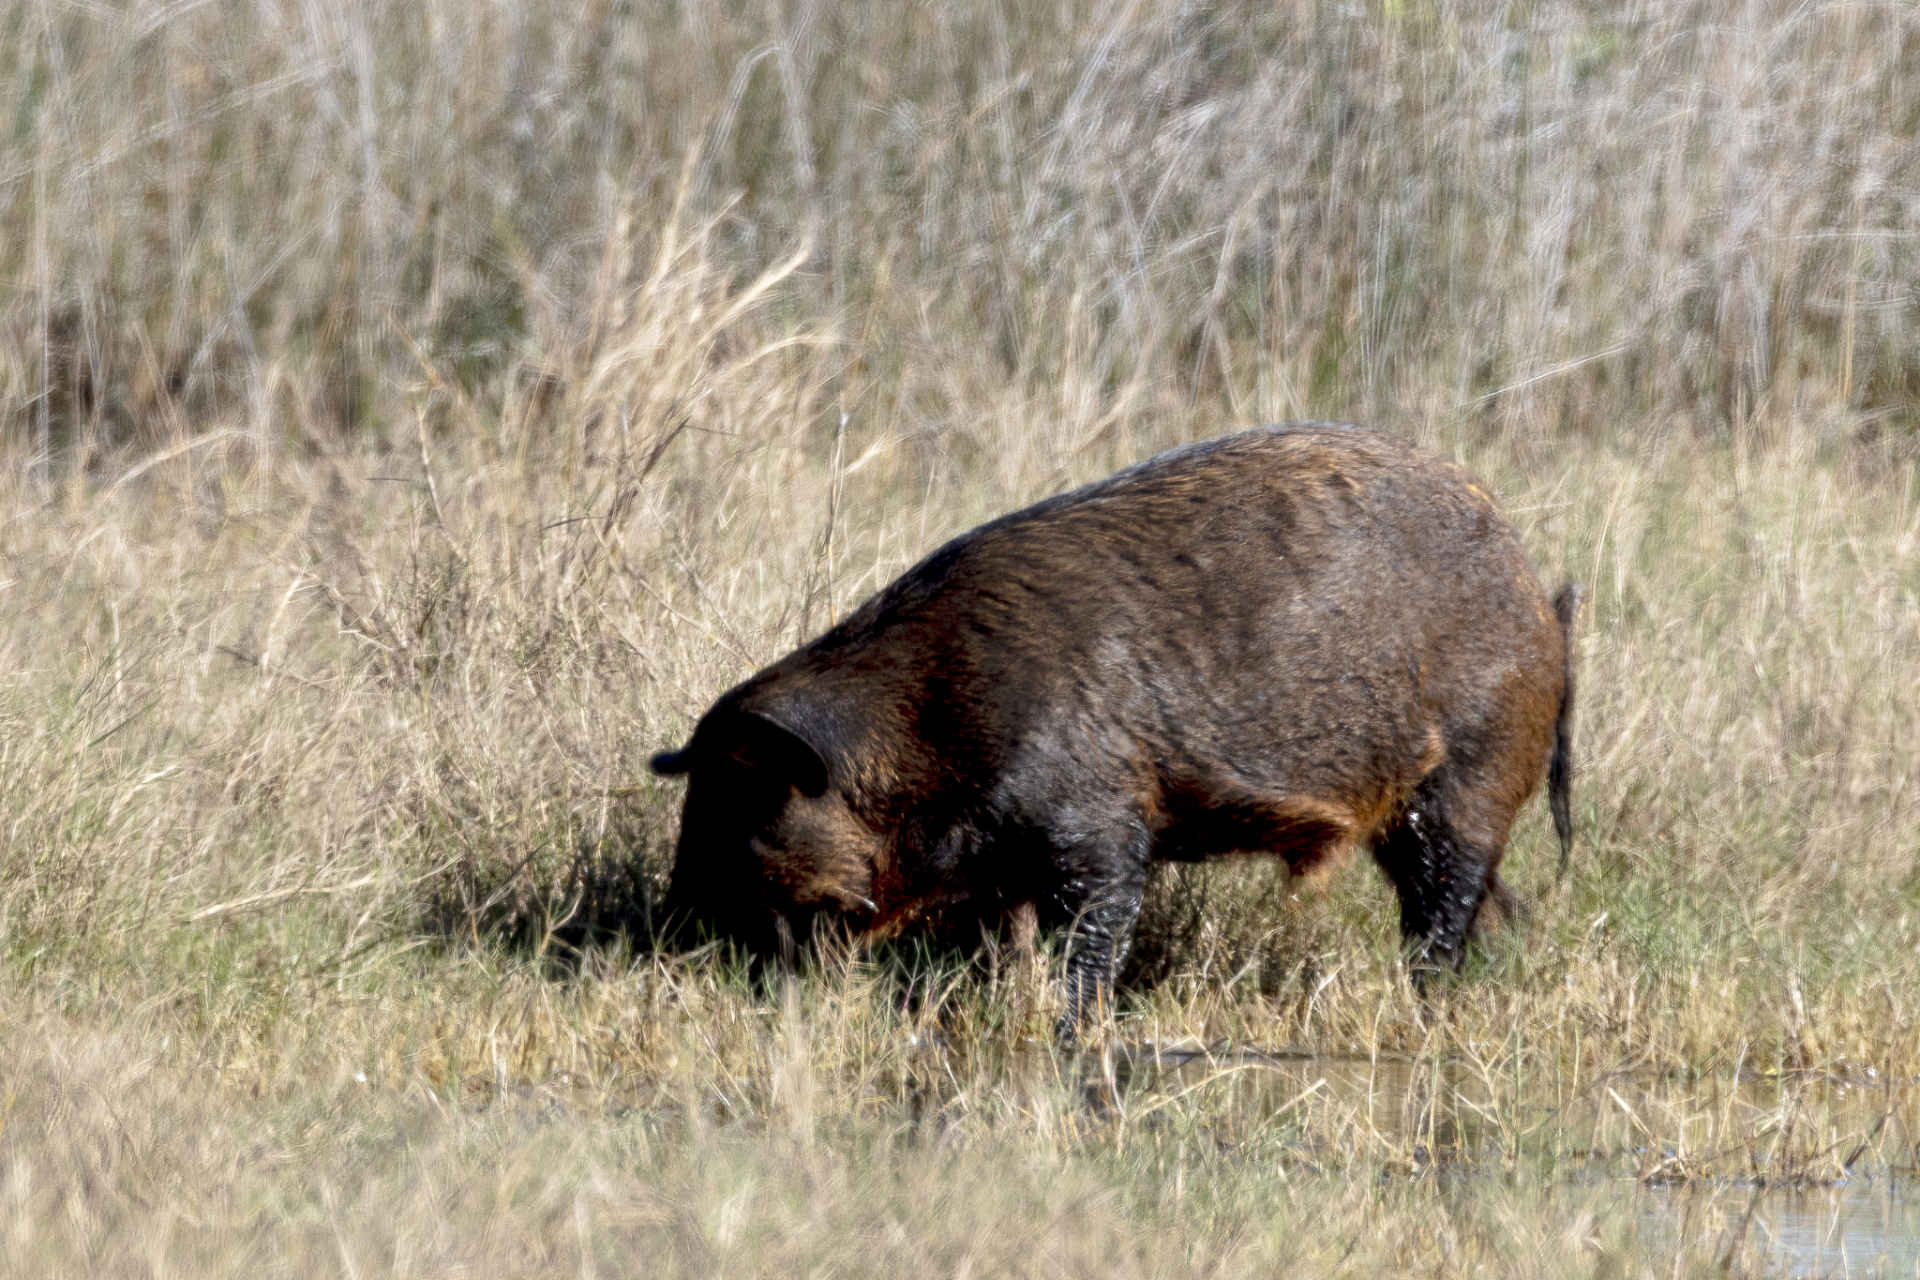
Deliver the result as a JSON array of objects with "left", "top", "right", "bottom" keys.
[
  {"left": 1051, "top": 824, "right": 1150, "bottom": 1042},
  {"left": 1371, "top": 779, "right": 1499, "bottom": 987}
]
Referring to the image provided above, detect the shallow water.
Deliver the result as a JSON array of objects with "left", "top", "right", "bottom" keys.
[
  {"left": 1119, "top": 1042, "right": 1920, "bottom": 1275},
  {"left": 1643, "top": 1181, "right": 1920, "bottom": 1277}
]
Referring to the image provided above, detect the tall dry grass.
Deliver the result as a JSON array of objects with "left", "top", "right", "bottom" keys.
[
  {"left": 4, "top": 0, "right": 1920, "bottom": 1274},
  {"left": 6, "top": 0, "right": 1918, "bottom": 462}
]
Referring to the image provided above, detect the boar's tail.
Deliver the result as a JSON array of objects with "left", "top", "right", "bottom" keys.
[{"left": 1550, "top": 582, "right": 1584, "bottom": 881}]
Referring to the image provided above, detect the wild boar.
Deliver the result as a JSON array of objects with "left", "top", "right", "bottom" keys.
[{"left": 650, "top": 423, "right": 1578, "bottom": 1033}]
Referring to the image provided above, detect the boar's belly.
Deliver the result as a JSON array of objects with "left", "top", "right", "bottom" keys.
[{"left": 1149, "top": 788, "right": 1362, "bottom": 873}]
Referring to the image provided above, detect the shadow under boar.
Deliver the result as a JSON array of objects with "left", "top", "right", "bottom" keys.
[{"left": 651, "top": 423, "right": 1578, "bottom": 1033}]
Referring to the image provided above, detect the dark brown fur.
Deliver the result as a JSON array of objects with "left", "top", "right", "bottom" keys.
[{"left": 651, "top": 424, "right": 1577, "bottom": 1032}]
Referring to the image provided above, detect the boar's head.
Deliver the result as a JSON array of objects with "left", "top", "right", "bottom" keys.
[{"left": 649, "top": 695, "right": 886, "bottom": 956}]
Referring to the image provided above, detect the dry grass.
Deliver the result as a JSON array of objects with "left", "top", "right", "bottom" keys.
[{"left": 4, "top": 0, "right": 1920, "bottom": 1274}]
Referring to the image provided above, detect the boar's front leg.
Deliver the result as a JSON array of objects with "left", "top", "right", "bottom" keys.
[{"left": 1050, "top": 820, "right": 1151, "bottom": 1041}]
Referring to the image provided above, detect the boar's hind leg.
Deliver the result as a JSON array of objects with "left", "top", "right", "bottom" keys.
[
  {"left": 1051, "top": 821, "right": 1152, "bottom": 1042},
  {"left": 1371, "top": 775, "right": 1505, "bottom": 985}
]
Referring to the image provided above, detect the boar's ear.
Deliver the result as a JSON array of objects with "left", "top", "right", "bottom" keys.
[
  {"left": 732, "top": 709, "right": 832, "bottom": 798},
  {"left": 649, "top": 746, "right": 697, "bottom": 776}
]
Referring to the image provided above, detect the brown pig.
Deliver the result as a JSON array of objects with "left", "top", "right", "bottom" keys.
[{"left": 650, "top": 423, "right": 1578, "bottom": 1033}]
